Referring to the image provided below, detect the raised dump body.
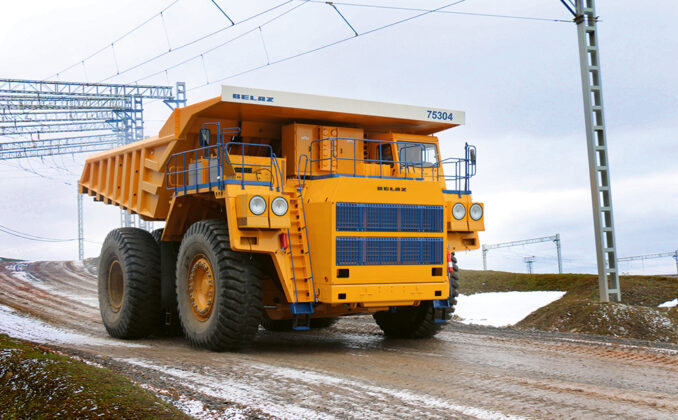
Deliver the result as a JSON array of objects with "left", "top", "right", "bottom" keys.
[{"left": 80, "top": 86, "right": 484, "bottom": 350}]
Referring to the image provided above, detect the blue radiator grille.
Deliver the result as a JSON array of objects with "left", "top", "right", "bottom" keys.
[
  {"left": 336, "top": 237, "right": 444, "bottom": 266},
  {"left": 336, "top": 203, "right": 443, "bottom": 232}
]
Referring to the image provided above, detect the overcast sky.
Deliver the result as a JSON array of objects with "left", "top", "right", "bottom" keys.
[{"left": 1, "top": 0, "right": 676, "bottom": 275}]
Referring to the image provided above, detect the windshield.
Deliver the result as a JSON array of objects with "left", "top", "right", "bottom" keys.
[{"left": 397, "top": 142, "right": 439, "bottom": 167}]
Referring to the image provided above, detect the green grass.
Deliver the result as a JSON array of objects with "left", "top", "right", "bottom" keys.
[
  {"left": 0, "top": 334, "right": 190, "bottom": 419},
  {"left": 458, "top": 270, "right": 678, "bottom": 342}
]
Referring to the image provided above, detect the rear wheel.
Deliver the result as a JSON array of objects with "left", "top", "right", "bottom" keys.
[
  {"left": 176, "top": 219, "right": 264, "bottom": 351},
  {"left": 98, "top": 228, "right": 161, "bottom": 339}
]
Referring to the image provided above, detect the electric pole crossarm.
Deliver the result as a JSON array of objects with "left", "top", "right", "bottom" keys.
[
  {"left": 482, "top": 234, "right": 563, "bottom": 273},
  {"left": 618, "top": 251, "right": 677, "bottom": 262},
  {"left": 485, "top": 235, "right": 559, "bottom": 250}
]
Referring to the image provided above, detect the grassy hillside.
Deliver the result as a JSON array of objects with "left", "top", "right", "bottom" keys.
[
  {"left": 0, "top": 334, "right": 190, "bottom": 419},
  {"left": 458, "top": 270, "right": 678, "bottom": 342}
]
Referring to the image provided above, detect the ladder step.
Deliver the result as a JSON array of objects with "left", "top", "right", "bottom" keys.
[
  {"left": 603, "top": 247, "right": 615, "bottom": 253},
  {"left": 595, "top": 166, "right": 608, "bottom": 171}
]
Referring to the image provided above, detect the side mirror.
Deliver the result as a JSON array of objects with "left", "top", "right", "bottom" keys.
[
  {"left": 199, "top": 128, "right": 211, "bottom": 147},
  {"left": 469, "top": 148, "right": 476, "bottom": 165}
]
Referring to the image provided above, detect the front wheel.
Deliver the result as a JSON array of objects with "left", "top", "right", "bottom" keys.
[
  {"left": 374, "top": 254, "right": 460, "bottom": 339},
  {"left": 176, "top": 219, "right": 264, "bottom": 351},
  {"left": 373, "top": 302, "right": 443, "bottom": 338}
]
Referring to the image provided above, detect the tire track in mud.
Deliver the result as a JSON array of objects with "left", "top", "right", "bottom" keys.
[{"left": 1, "top": 261, "right": 677, "bottom": 419}]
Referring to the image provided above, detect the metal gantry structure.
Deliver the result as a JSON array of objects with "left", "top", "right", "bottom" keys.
[
  {"left": 0, "top": 78, "right": 186, "bottom": 259},
  {"left": 619, "top": 251, "right": 678, "bottom": 276},
  {"left": 483, "top": 234, "right": 563, "bottom": 274}
]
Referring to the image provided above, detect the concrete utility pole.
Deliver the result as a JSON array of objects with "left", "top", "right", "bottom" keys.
[
  {"left": 560, "top": 0, "right": 621, "bottom": 302},
  {"left": 482, "top": 234, "right": 563, "bottom": 273}
]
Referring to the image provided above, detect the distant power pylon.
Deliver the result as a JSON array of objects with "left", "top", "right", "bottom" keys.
[
  {"left": 524, "top": 256, "right": 536, "bottom": 274},
  {"left": 0, "top": 78, "right": 187, "bottom": 259},
  {"left": 618, "top": 251, "right": 678, "bottom": 276},
  {"left": 482, "top": 234, "right": 563, "bottom": 274}
]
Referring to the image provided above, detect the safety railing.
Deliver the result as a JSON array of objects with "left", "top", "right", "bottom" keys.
[
  {"left": 166, "top": 141, "right": 284, "bottom": 195},
  {"left": 433, "top": 143, "right": 477, "bottom": 194},
  {"left": 306, "top": 137, "right": 427, "bottom": 180},
  {"left": 300, "top": 137, "right": 476, "bottom": 192}
]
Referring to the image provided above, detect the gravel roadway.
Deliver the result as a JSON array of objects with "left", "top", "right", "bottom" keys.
[{"left": 1, "top": 261, "right": 677, "bottom": 419}]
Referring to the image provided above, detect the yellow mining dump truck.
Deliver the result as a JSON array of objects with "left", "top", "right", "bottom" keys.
[{"left": 79, "top": 86, "right": 484, "bottom": 350}]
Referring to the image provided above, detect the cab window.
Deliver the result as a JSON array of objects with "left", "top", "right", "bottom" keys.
[{"left": 397, "top": 142, "right": 439, "bottom": 167}]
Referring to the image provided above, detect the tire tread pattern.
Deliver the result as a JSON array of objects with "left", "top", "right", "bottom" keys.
[
  {"left": 176, "top": 219, "right": 264, "bottom": 351},
  {"left": 98, "top": 228, "right": 161, "bottom": 339}
]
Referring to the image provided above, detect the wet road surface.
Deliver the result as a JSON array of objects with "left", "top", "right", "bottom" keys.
[{"left": 0, "top": 261, "right": 676, "bottom": 419}]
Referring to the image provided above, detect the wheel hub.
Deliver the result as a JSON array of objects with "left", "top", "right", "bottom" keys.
[
  {"left": 187, "top": 255, "right": 215, "bottom": 321},
  {"left": 107, "top": 260, "right": 124, "bottom": 312}
]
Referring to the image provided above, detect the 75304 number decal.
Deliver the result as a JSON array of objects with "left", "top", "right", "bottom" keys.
[{"left": 426, "top": 110, "right": 454, "bottom": 121}]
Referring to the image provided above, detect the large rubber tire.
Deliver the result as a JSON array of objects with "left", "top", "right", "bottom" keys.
[
  {"left": 373, "top": 302, "right": 443, "bottom": 339},
  {"left": 98, "top": 228, "right": 161, "bottom": 339},
  {"left": 176, "top": 219, "right": 264, "bottom": 351},
  {"left": 449, "top": 252, "right": 460, "bottom": 311},
  {"left": 373, "top": 253, "right": 460, "bottom": 339}
]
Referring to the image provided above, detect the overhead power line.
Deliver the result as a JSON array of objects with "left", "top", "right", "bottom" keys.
[
  {"left": 296, "top": 0, "right": 572, "bottom": 23},
  {"left": 98, "top": 0, "right": 297, "bottom": 83},
  {"left": 0, "top": 223, "right": 99, "bottom": 244},
  {"left": 46, "top": 0, "right": 182, "bottom": 80},
  {"left": 185, "top": 0, "right": 472, "bottom": 92}
]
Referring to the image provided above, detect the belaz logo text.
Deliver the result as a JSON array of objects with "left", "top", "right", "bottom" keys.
[
  {"left": 377, "top": 186, "right": 406, "bottom": 192},
  {"left": 233, "top": 93, "right": 274, "bottom": 102}
]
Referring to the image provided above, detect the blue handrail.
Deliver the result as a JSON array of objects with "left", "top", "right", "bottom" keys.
[{"left": 166, "top": 140, "right": 284, "bottom": 195}]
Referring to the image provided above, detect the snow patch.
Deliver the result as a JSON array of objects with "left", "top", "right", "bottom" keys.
[
  {"left": 456, "top": 291, "right": 566, "bottom": 327},
  {"left": 658, "top": 298, "right": 678, "bottom": 308},
  {"left": 0, "top": 304, "right": 148, "bottom": 348}
]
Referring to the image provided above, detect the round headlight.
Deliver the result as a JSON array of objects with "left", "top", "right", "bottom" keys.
[
  {"left": 452, "top": 203, "right": 466, "bottom": 220},
  {"left": 249, "top": 195, "right": 266, "bottom": 215},
  {"left": 470, "top": 203, "right": 483, "bottom": 221},
  {"left": 271, "top": 197, "right": 289, "bottom": 216}
]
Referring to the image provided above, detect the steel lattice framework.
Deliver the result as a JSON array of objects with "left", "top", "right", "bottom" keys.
[
  {"left": 0, "top": 78, "right": 187, "bottom": 259},
  {"left": 0, "top": 78, "right": 186, "bottom": 160}
]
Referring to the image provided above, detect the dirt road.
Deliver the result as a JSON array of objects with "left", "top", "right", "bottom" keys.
[{"left": 1, "top": 261, "right": 676, "bottom": 419}]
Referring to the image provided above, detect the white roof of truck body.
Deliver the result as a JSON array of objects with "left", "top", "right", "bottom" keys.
[{"left": 220, "top": 85, "right": 464, "bottom": 134}]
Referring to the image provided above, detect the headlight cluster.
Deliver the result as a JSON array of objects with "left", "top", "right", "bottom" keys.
[
  {"left": 271, "top": 197, "right": 289, "bottom": 216},
  {"left": 249, "top": 195, "right": 289, "bottom": 216},
  {"left": 452, "top": 203, "right": 466, "bottom": 220},
  {"left": 249, "top": 195, "right": 267, "bottom": 215},
  {"left": 469, "top": 203, "right": 483, "bottom": 221},
  {"left": 452, "top": 203, "right": 483, "bottom": 220}
]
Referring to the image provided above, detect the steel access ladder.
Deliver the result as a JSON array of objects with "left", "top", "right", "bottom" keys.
[
  {"left": 575, "top": 0, "right": 621, "bottom": 302},
  {"left": 285, "top": 179, "right": 317, "bottom": 329}
]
